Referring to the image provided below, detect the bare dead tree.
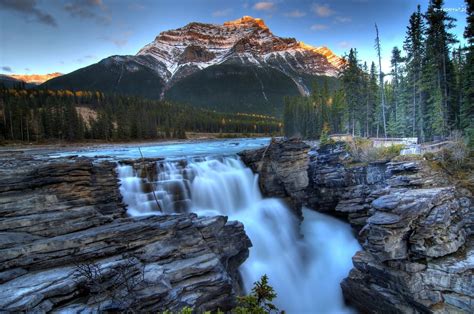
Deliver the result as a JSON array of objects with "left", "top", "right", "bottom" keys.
[{"left": 375, "top": 23, "right": 387, "bottom": 138}]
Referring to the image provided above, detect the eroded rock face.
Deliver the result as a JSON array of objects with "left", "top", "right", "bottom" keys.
[
  {"left": 0, "top": 156, "right": 251, "bottom": 312},
  {"left": 239, "top": 138, "right": 310, "bottom": 218},
  {"left": 306, "top": 143, "right": 473, "bottom": 313},
  {"left": 241, "top": 139, "right": 472, "bottom": 313}
]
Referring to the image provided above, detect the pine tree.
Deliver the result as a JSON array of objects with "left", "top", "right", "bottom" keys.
[
  {"left": 423, "top": 0, "right": 458, "bottom": 139},
  {"left": 341, "top": 48, "right": 365, "bottom": 136},
  {"left": 404, "top": 5, "right": 426, "bottom": 139},
  {"left": 460, "top": 0, "right": 474, "bottom": 146}
]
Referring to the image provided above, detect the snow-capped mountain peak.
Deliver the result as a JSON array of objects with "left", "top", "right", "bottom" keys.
[{"left": 136, "top": 16, "right": 344, "bottom": 84}]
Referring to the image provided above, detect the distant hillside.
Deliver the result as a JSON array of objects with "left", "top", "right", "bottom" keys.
[{"left": 9, "top": 72, "right": 62, "bottom": 84}]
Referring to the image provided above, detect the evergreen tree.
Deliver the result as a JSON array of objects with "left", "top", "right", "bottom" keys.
[
  {"left": 404, "top": 5, "right": 426, "bottom": 139},
  {"left": 460, "top": 0, "right": 474, "bottom": 146},
  {"left": 422, "top": 0, "right": 458, "bottom": 138}
]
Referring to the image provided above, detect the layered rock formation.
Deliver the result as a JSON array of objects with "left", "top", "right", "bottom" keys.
[
  {"left": 307, "top": 143, "right": 473, "bottom": 313},
  {"left": 0, "top": 156, "right": 250, "bottom": 312},
  {"left": 137, "top": 16, "right": 344, "bottom": 83},
  {"left": 239, "top": 138, "right": 310, "bottom": 218},
  {"left": 242, "top": 139, "right": 473, "bottom": 313}
]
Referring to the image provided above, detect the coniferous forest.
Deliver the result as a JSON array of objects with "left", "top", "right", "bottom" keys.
[
  {"left": 284, "top": 0, "right": 473, "bottom": 146},
  {"left": 0, "top": 88, "right": 282, "bottom": 142}
]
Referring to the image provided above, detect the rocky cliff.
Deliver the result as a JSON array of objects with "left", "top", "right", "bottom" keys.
[
  {"left": 0, "top": 154, "right": 251, "bottom": 312},
  {"left": 241, "top": 139, "right": 473, "bottom": 313},
  {"left": 239, "top": 138, "right": 310, "bottom": 218}
]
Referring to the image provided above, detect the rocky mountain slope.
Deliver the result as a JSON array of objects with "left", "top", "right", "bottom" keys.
[
  {"left": 43, "top": 16, "right": 342, "bottom": 116},
  {"left": 9, "top": 72, "right": 62, "bottom": 84}
]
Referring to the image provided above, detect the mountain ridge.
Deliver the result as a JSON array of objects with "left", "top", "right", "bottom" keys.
[{"left": 43, "top": 16, "right": 343, "bottom": 116}]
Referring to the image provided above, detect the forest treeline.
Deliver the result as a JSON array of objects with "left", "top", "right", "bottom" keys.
[
  {"left": 0, "top": 88, "right": 282, "bottom": 142},
  {"left": 284, "top": 0, "right": 473, "bottom": 146}
]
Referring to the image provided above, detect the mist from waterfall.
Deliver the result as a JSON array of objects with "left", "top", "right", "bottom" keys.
[{"left": 117, "top": 156, "right": 360, "bottom": 313}]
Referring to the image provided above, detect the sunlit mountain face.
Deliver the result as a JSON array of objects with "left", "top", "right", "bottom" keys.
[
  {"left": 8, "top": 72, "right": 62, "bottom": 84},
  {"left": 42, "top": 16, "right": 342, "bottom": 116}
]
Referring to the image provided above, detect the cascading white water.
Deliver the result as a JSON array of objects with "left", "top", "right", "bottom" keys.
[{"left": 118, "top": 156, "right": 360, "bottom": 313}]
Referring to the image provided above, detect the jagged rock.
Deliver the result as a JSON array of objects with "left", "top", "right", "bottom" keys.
[
  {"left": 239, "top": 138, "right": 310, "bottom": 218},
  {"left": 304, "top": 143, "right": 473, "bottom": 313},
  {"left": 0, "top": 156, "right": 251, "bottom": 312}
]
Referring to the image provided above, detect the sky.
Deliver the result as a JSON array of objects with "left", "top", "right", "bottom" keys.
[{"left": 0, "top": 0, "right": 468, "bottom": 76}]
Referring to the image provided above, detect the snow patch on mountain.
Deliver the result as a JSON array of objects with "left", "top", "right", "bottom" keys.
[{"left": 137, "top": 16, "right": 343, "bottom": 84}]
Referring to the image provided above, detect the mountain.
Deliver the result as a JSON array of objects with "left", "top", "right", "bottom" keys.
[
  {"left": 9, "top": 72, "right": 62, "bottom": 84},
  {"left": 0, "top": 74, "right": 25, "bottom": 88},
  {"left": 43, "top": 16, "right": 343, "bottom": 116}
]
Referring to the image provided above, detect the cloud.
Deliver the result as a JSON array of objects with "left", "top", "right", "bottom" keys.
[
  {"left": 312, "top": 4, "right": 334, "bottom": 17},
  {"left": 76, "top": 55, "right": 97, "bottom": 63},
  {"left": 338, "top": 41, "right": 351, "bottom": 48},
  {"left": 253, "top": 2, "right": 274, "bottom": 11},
  {"left": 335, "top": 16, "right": 352, "bottom": 23},
  {"left": 129, "top": 3, "right": 145, "bottom": 10},
  {"left": 24, "top": 68, "right": 31, "bottom": 72},
  {"left": 0, "top": 0, "right": 57, "bottom": 27},
  {"left": 310, "top": 24, "right": 328, "bottom": 31},
  {"left": 64, "top": 0, "right": 111, "bottom": 25},
  {"left": 100, "top": 31, "right": 132, "bottom": 48},
  {"left": 212, "top": 8, "right": 232, "bottom": 17},
  {"left": 1, "top": 66, "right": 13, "bottom": 73},
  {"left": 284, "top": 10, "right": 306, "bottom": 18}
]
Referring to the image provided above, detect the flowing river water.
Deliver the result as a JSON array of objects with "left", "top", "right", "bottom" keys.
[{"left": 53, "top": 138, "right": 361, "bottom": 313}]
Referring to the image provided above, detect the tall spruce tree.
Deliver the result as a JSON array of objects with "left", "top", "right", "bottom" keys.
[
  {"left": 341, "top": 48, "right": 365, "bottom": 136},
  {"left": 460, "top": 0, "right": 474, "bottom": 146},
  {"left": 423, "top": 0, "right": 458, "bottom": 139},
  {"left": 404, "top": 5, "right": 426, "bottom": 139}
]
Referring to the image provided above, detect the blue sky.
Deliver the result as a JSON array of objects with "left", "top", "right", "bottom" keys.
[{"left": 0, "top": 0, "right": 468, "bottom": 75}]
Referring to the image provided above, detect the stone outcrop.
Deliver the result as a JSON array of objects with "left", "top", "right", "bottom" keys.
[
  {"left": 0, "top": 156, "right": 251, "bottom": 312},
  {"left": 241, "top": 139, "right": 472, "bottom": 313},
  {"left": 306, "top": 143, "right": 473, "bottom": 313},
  {"left": 239, "top": 138, "right": 310, "bottom": 218}
]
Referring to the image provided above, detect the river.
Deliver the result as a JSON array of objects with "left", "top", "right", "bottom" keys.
[{"left": 53, "top": 138, "right": 361, "bottom": 313}]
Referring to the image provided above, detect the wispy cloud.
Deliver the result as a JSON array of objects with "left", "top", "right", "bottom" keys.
[
  {"left": 0, "top": 0, "right": 57, "bottom": 27},
  {"left": 310, "top": 24, "right": 328, "bottom": 31},
  {"left": 338, "top": 41, "right": 351, "bottom": 48},
  {"left": 212, "top": 8, "right": 232, "bottom": 17},
  {"left": 335, "top": 16, "right": 352, "bottom": 23},
  {"left": 24, "top": 67, "right": 31, "bottom": 72},
  {"left": 64, "top": 0, "right": 111, "bottom": 25},
  {"left": 100, "top": 31, "right": 133, "bottom": 48},
  {"left": 312, "top": 4, "right": 334, "bottom": 17},
  {"left": 284, "top": 9, "right": 306, "bottom": 18},
  {"left": 128, "top": 3, "right": 145, "bottom": 10},
  {"left": 253, "top": 2, "right": 275, "bottom": 11},
  {"left": 1, "top": 66, "right": 13, "bottom": 73},
  {"left": 76, "top": 55, "right": 97, "bottom": 64}
]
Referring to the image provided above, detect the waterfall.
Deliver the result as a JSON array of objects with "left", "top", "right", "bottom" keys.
[{"left": 117, "top": 156, "right": 360, "bottom": 313}]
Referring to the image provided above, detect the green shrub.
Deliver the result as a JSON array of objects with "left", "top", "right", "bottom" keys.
[
  {"left": 319, "top": 123, "right": 335, "bottom": 146},
  {"left": 235, "top": 274, "right": 279, "bottom": 314}
]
